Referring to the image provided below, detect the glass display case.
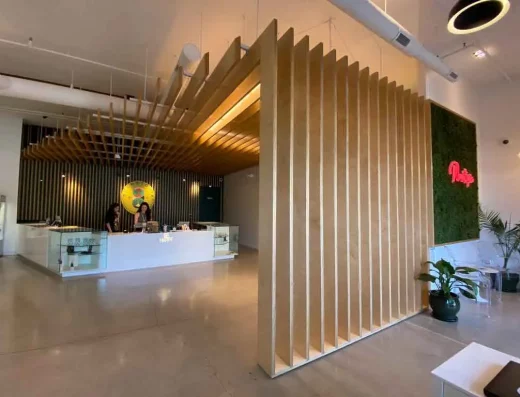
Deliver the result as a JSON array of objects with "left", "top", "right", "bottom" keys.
[
  {"left": 47, "top": 228, "right": 108, "bottom": 274},
  {"left": 194, "top": 222, "right": 239, "bottom": 257}
]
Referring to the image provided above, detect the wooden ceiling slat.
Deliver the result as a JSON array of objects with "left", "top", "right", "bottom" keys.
[
  {"left": 176, "top": 38, "right": 241, "bottom": 131},
  {"left": 168, "top": 67, "right": 260, "bottom": 168},
  {"left": 96, "top": 111, "right": 111, "bottom": 165},
  {"left": 80, "top": 118, "right": 101, "bottom": 165},
  {"left": 135, "top": 78, "right": 161, "bottom": 166},
  {"left": 128, "top": 97, "right": 142, "bottom": 167},
  {"left": 151, "top": 54, "right": 210, "bottom": 168},
  {"left": 142, "top": 67, "right": 183, "bottom": 165},
  {"left": 170, "top": 101, "right": 260, "bottom": 169}
]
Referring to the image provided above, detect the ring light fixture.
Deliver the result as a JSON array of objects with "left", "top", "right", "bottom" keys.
[{"left": 447, "top": 0, "right": 510, "bottom": 35}]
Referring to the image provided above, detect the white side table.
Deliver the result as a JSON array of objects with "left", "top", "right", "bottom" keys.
[{"left": 432, "top": 342, "right": 520, "bottom": 397}]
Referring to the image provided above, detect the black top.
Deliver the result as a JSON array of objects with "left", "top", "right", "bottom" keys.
[
  {"left": 105, "top": 211, "right": 119, "bottom": 232},
  {"left": 484, "top": 361, "right": 520, "bottom": 397}
]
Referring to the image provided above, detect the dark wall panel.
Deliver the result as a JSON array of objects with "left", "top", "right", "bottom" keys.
[
  {"left": 18, "top": 160, "right": 223, "bottom": 231},
  {"left": 431, "top": 102, "right": 478, "bottom": 245}
]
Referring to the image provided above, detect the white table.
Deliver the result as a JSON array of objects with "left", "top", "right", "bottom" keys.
[{"left": 432, "top": 342, "right": 520, "bottom": 397}]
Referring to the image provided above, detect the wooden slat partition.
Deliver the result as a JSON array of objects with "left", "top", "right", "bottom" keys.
[
  {"left": 292, "top": 35, "right": 310, "bottom": 361},
  {"left": 255, "top": 21, "right": 433, "bottom": 377},
  {"left": 308, "top": 43, "right": 324, "bottom": 355}
]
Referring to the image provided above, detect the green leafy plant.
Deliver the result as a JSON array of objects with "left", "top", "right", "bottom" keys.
[
  {"left": 417, "top": 259, "right": 478, "bottom": 299},
  {"left": 478, "top": 206, "right": 520, "bottom": 269}
]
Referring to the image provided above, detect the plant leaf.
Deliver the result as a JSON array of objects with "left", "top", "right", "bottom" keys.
[
  {"left": 417, "top": 274, "right": 436, "bottom": 283},
  {"left": 453, "top": 275, "right": 478, "bottom": 289},
  {"left": 459, "top": 288, "right": 476, "bottom": 300},
  {"left": 456, "top": 266, "right": 479, "bottom": 274}
]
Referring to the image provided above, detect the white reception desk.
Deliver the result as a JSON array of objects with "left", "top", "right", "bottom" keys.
[{"left": 17, "top": 224, "right": 236, "bottom": 277}]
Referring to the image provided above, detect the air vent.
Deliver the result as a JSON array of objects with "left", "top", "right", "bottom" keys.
[
  {"left": 449, "top": 72, "right": 459, "bottom": 80},
  {"left": 395, "top": 33, "right": 411, "bottom": 47}
]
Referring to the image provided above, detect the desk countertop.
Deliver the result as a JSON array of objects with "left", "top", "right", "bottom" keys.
[{"left": 432, "top": 342, "right": 520, "bottom": 397}]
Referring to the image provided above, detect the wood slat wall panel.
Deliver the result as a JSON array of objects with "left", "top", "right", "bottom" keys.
[
  {"left": 379, "top": 77, "right": 391, "bottom": 324},
  {"left": 17, "top": 160, "right": 222, "bottom": 231},
  {"left": 323, "top": 50, "right": 338, "bottom": 349},
  {"left": 308, "top": 43, "right": 324, "bottom": 354},
  {"left": 369, "top": 72, "right": 381, "bottom": 328},
  {"left": 388, "top": 82, "right": 400, "bottom": 321},
  {"left": 336, "top": 56, "right": 349, "bottom": 343},
  {"left": 292, "top": 36, "right": 310, "bottom": 361},
  {"left": 396, "top": 86, "right": 407, "bottom": 318},
  {"left": 275, "top": 28, "right": 294, "bottom": 366},
  {"left": 256, "top": 21, "right": 433, "bottom": 378},
  {"left": 347, "top": 62, "right": 362, "bottom": 340},
  {"left": 359, "top": 67, "right": 371, "bottom": 333},
  {"left": 257, "top": 19, "right": 278, "bottom": 377}
]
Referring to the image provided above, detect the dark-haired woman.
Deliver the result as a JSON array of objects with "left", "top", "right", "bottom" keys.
[
  {"left": 134, "top": 202, "right": 151, "bottom": 232},
  {"left": 105, "top": 203, "right": 120, "bottom": 233}
]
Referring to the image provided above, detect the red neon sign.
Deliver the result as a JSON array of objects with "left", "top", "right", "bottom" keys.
[{"left": 448, "top": 161, "right": 475, "bottom": 188}]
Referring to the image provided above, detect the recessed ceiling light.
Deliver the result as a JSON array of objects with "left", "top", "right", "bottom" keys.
[
  {"left": 473, "top": 49, "right": 486, "bottom": 59},
  {"left": 448, "top": 0, "right": 511, "bottom": 35},
  {"left": 126, "top": 174, "right": 130, "bottom": 178},
  {"left": 517, "top": 152, "right": 520, "bottom": 159},
  {"left": 182, "top": 178, "right": 186, "bottom": 182},
  {"left": 61, "top": 174, "right": 65, "bottom": 178}
]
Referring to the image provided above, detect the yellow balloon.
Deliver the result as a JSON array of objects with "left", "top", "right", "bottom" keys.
[{"left": 121, "top": 181, "right": 155, "bottom": 214}]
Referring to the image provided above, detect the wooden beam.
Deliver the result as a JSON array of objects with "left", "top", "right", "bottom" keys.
[{"left": 135, "top": 78, "right": 161, "bottom": 165}]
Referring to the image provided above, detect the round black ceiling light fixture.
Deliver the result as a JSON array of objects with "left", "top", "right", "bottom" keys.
[{"left": 447, "top": 0, "right": 510, "bottom": 34}]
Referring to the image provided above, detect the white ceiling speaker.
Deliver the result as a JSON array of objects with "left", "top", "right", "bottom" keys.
[
  {"left": 326, "top": 0, "right": 459, "bottom": 82},
  {"left": 177, "top": 43, "right": 202, "bottom": 75},
  {"left": 448, "top": 0, "right": 511, "bottom": 35}
]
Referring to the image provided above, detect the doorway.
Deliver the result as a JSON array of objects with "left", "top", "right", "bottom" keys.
[{"left": 199, "top": 186, "right": 222, "bottom": 222}]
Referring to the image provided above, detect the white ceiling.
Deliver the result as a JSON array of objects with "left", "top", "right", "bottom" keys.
[
  {"left": 419, "top": 0, "right": 520, "bottom": 84},
  {"left": 0, "top": 0, "right": 517, "bottom": 125}
]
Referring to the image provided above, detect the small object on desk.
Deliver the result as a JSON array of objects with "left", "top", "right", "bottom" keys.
[{"left": 484, "top": 361, "right": 520, "bottom": 397}]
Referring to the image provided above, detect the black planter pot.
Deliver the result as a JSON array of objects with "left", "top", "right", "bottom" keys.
[
  {"left": 502, "top": 272, "right": 519, "bottom": 293},
  {"left": 429, "top": 291, "right": 460, "bottom": 322}
]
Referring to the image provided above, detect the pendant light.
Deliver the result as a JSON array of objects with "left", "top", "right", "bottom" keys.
[{"left": 447, "top": 0, "right": 510, "bottom": 35}]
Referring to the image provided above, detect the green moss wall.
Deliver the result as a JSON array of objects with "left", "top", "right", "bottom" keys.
[{"left": 431, "top": 102, "right": 479, "bottom": 245}]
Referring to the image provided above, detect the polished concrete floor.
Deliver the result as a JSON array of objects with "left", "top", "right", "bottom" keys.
[{"left": 0, "top": 248, "right": 519, "bottom": 396}]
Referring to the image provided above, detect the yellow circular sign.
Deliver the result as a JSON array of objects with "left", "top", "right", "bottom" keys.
[{"left": 121, "top": 181, "right": 155, "bottom": 214}]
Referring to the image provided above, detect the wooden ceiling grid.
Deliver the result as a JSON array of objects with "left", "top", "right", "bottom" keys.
[{"left": 22, "top": 35, "right": 262, "bottom": 175}]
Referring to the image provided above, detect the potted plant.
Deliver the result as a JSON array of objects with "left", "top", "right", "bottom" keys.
[
  {"left": 417, "top": 259, "right": 478, "bottom": 322},
  {"left": 478, "top": 206, "right": 520, "bottom": 292}
]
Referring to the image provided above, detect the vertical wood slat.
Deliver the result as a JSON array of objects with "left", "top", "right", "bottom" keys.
[
  {"left": 359, "top": 67, "right": 371, "bottom": 333},
  {"left": 404, "top": 90, "right": 414, "bottom": 314},
  {"left": 292, "top": 36, "right": 310, "bottom": 361},
  {"left": 347, "top": 62, "right": 361, "bottom": 339},
  {"left": 336, "top": 56, "right": 349, "bottom": 343},
  {"left": 258, "top": 19, "right": 278, "bottom": 377},
  {"left": 411, "top": 94, "right": 421, "bottom": 312},
  {"left": 369, "top": 72, "right": 381, "bottom": 328},
  {"left": 417, "top": 98, "right": 428, "bottom": 308},
  {"left": 396, "top": 86, "right": 406, "bottom": 318},
  {"left": 275, "top": 28, "right": 294, "bottom": 366},
  {"left": 308, "top": 43, "right": 324, "bottom": 354},
  {"left": 323, "top": 50, "right": 338, "bottom": 349},
  {"left": 379, "top": 77, "right": 391, "bottom": 324}
]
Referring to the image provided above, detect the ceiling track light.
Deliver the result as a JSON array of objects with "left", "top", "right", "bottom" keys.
[{"left": 448, "top": 0, "right": 511, "bottom": 35}]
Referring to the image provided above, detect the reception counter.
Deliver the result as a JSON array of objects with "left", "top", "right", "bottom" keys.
[{"left": 17, "top": 224, "right": 237, "bottom": 277}]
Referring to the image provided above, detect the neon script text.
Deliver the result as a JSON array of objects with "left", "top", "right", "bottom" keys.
[{"left": 448, "top": 161, "right": 475, "bottom": 188}]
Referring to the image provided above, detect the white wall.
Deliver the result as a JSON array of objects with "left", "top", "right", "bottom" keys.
[
  {"left": 478, "top": 79, "right": 520, "bottom": 222},
  {"left": 0, "top": 112, "right": 22, "bottom": 255},
  {"left": 223, "top": 166, "right": 259, "bottom": 250}
]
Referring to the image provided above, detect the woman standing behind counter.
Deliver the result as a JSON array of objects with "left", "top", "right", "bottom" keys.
[
  {"left": 105, "top": 203, "right": 120, "bottom": 233},
  {"left": 134, "top": 202, "right": 152, "bottom": 231}
]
